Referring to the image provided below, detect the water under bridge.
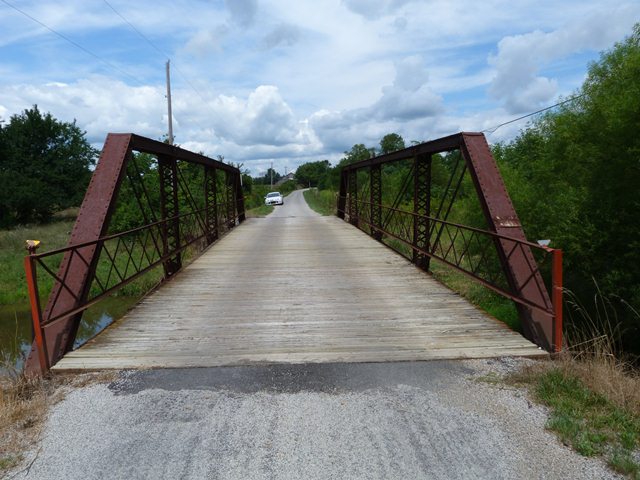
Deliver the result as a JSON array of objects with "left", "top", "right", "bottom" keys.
[{"left": 23, "top": 132, "right": 562, "bottom": 373}]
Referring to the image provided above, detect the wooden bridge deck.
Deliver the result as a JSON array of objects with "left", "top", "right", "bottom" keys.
[{"left": 53, "top": 190, "right": 545, "bottom": 371}]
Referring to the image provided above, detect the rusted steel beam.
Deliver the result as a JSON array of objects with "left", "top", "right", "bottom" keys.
[
  {"left": 24, "top": 254, "right": 48, "bottom": 372},
  {"left": 341, "top": 132, "right": 463, "bottom": 171},
  {"left": 413, "top": 154, "right": 431, "bottom": 271},
  {"left": 205, "top": 167, "right": 219, "bottom": 244},
  {"left": 337, "top": 132, "right": 559, "bottom": 352},
  {"left": 225, "top": 171, "right": 236, "bottom": 229},
  {"left": 460, "top": 133, "right": 553, "bottom": 350},
  {"left": 235, "top": 172, "right": 246, "bottom": 223},
  {"left": 25, "top": 133, "right": 243, "bottom": 373},
  {"left": 159, "top": 155, "right": 181, "bottom": 276},
  {"left": 369, "top": 165, "right": 382, "bottom": 240},
  {"left": 347, "top": 170, "right": 358, "bottom": 226},
  {"left": 337, "top": 171, "right": 347, "bottom": 219},
  {"left": 128, "top": 134, "right": 236, "bottom": 173},
  {"left": 25, "top": 134, "right": 133, "bottom": 374},
  {"left": 552, "top": 249, "right": 563, "bottom": 352}
]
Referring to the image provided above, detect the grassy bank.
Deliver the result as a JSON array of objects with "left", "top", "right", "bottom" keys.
[
  {"left": 246, "top": 205, "right": 274, "bottom": 218},
  {"left": 0, "top": 218, "right": 76, "bottom": 305},
  {"left": 429, "top": 262, "right": 520, "bottom": 332},
  {"left": 510, "top": 357, "right": 640, "bottom": 478},
  {"left": 303, "top": 189, "right": 336, "bottom": 216}
]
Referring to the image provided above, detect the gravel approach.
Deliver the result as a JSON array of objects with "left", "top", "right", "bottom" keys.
[{"left": 11, "top": 359, "right": 620, "bottom": 479}]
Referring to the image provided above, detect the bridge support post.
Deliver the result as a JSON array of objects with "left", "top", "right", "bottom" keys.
[
  {"left": 159, "top": 155, "right": 182, "bottom": 277},
  {"left": 225, "top": 171, "right": 236, "bottom": 229},
  {"left": 348, "top": 170, "right": 358, "bottom": 226},
  {"left": 337, "top": 171, "right": 347, "bottom": 219},
  {"left": 205, "top": 167, "right": 219, "bottom": 244},
  {"left": 370, "top": 165, "right": 382, "bottom": 240},
  {"left": 413, "top": 154, "right": 431, "bottom": 270},
  {"left": 235, "top": 172, "right": 246, "bottom": 223}
]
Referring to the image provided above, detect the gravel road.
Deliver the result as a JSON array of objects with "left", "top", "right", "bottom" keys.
[{"left": 12, "top": 358, "right": 619, "bottom": 479}]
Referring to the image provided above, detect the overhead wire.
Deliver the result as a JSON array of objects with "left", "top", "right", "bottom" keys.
[
  {"left": 101, "top": 0, "right": 214, "bottom": 138},
  {"left": 481, "top": 93, "right": 587, "bottom": 134},
  {"left": 1, "top": 0, "right": 147, "bottom": 87},
  {"left": 102, "top": 0, "right": 211, "bottom": 106}
]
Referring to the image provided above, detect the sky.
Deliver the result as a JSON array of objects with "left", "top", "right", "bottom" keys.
[{"left": 0, "top": 0, "right": 638, "bottom": 175}]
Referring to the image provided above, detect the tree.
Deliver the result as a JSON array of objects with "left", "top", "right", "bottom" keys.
[
  {"left": 294, "top": 160, "right": 330, "bottom": 187},
  {"left": 379, "top": 133, "right": 405, "bottom": 154},
  {"left": 342, "top": 143, "right": 372, "bottom": 164},
  {"left": 492, "top": 24, "right": 640, "bottom": 354},
  {"left": 0, "top": 106, "right": 97, "bottom": 227}
]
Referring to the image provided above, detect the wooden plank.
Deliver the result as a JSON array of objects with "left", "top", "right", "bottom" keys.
[{"left": 53, "top": 191, "right": 546, "bottom": 371}]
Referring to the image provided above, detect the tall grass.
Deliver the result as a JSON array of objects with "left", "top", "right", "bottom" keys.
[
  {"left": 511, "top": 284, "right": 640, "bottom": 478},
  {"left": 0, "top": 219, "right": 76, "bottom": 305},
  {"left": 303, "top": 189, "right": 336, "bottom": 216}
]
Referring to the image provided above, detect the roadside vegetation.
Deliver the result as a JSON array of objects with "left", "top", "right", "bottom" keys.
[{"left": 303, "top": 189, "right": 336, "bottom": 216}]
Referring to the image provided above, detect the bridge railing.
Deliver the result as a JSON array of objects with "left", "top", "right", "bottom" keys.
[
  {"left": 337, "top": 132, "right": 562, "bottom": 353},
  {"left": 24, "top": 134, "right": 245, "bottom": 373}
]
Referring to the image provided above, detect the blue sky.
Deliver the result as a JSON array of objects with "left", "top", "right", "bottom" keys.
[{"left": 1, "top": 0, "right": 638, "bottom": 175}]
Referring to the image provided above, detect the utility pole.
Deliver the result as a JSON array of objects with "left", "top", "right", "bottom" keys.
[
  {"left": 166, "top": 60, "right": 174, "bottom": 145},
  {"left": 270, "top": 161, "right": 273, "bottom": 188}
]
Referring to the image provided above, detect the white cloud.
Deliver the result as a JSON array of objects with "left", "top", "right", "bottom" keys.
[
  {"left": 488, "top": 4, "right": 640, "bottom": 113},
  {"left": 1, "top": 0, "right": 639, "bottom": 175}
]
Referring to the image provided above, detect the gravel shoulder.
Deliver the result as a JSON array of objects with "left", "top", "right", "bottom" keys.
[{"left": 9, "top": 358, "right": 621, "bottom": 480}]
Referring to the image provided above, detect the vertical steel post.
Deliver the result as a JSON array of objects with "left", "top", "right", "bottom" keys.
[
  {"left": 552, "top": 249, "right": 563, "bottom": 353},
  {"left": 225, "top": 170, "right": 235, "bottom": 229},
  {"left": 159, "top": 155, "right": 181, "bottom": 276},
  {"left": 204, "top": 166, "right": 219, "bottom": 244},
  {"left": 235, "top": 171, "right": 246, "bottom": 223},
  {"left": 370, "top": 165, "right": 382, "bottom": 240},
  {"left": 24, "top": 255, "right": 48, "bottom": 373},
  {"left": 348, "top": 170, "right": 358, "bottom": 226},
  {"left": 413, "top": 154, "right": 432, "bottom": 270},
  {"left": 337, "top": 171, "right": 347, "bottom": 219}
]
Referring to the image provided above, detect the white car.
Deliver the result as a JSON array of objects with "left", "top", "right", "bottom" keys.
[{"left": 265, "top": 191, "right": 284, "bottom": 206}]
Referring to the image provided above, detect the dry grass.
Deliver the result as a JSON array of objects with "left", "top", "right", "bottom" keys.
[
  {"left": 510, "top": 286, "right": 640, "bottom": 478},
  {"left": 0, "top": 366, "right": 116, "bottom": 477}
]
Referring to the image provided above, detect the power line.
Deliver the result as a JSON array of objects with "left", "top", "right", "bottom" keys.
[
  {"left": 101, "top": 0, "right": 211, "bottom": 106},
  {"left": 103, "top": 0, "right": 165, "bottom": 57},
  {"left": 481, "top": 93, "right": 587, "bottom": 134},
  {"left": 1, "top": 0, "right": 145, "bottom": 86}
]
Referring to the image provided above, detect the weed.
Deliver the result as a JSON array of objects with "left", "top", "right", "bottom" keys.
[
  {"left": 246, "top": 205, "right": 275, "bottom": 218},
  {"left": 303, "top": 189, "right": 336, "bottom": 216}
]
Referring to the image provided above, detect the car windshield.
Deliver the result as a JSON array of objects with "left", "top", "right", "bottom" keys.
[{"left": 266, "top": 192, "right": 281, "bottom": 198}]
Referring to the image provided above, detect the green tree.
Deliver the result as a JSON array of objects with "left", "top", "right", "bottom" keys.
[
  {"left": 379, "top": 133, "right": 405, "bottom": 154},
  {"left": 294, "top": 160, "right": 330, "bottom": 187},
  {"left": 0, "top": 106, "right": 97, "bottom": 227},
  {"left": 493, "top": 24, "right": 640, "bottom": 353}
]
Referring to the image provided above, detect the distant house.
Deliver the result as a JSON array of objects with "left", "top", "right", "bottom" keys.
[{"left": 275, "top": 172, "right": 295, "bottom": 186}]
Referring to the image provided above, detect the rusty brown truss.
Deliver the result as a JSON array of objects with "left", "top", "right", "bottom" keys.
[
  {"left": 337, "top": 132, "right": 562, "bottom": 352},
  {"left": 24, "top": 134, "right": 245, "bottom": 373}
]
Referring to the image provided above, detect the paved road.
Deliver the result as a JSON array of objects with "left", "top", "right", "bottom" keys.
[
  {"left": 15, "top": 360, "right": 617, "bottom": 479},
  {"left": 269, "top": 189, "right": 316, "bottom": 217}
]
